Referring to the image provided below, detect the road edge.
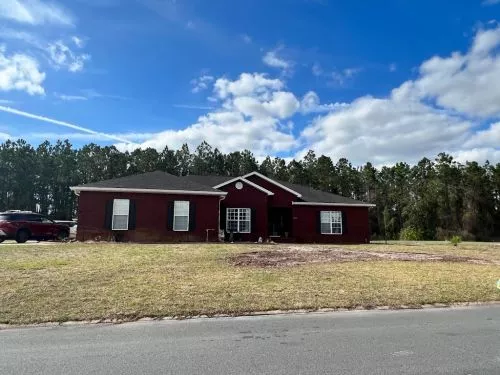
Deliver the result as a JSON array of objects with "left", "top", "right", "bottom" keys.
[{"left": 1, "top": 300, "right": 500, "bottom": 331}]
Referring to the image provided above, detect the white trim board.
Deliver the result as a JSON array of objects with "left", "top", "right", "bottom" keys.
[
  {"left": 213, "top": 177, "right": 274, "bottom": 196},
  {"left": 242, "top": 171, "right": 302, "bottom": 197},
  {"left": 70, "top": 187, "right": 227, "bottom": 196},
  {"left": 292, "top": 202, "right": 376, "bottom": 207}
]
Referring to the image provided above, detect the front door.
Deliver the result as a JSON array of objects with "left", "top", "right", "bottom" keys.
[{"left": 268, "top": 208, "right": 292, "bottom": 239}]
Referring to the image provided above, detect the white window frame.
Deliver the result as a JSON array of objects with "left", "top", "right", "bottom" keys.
[
  {"left": 226, "top": 208, "right": 251, "bottom": 234},
  {"left": 320, "top": 211, "right": 342, "bottom": 235},
  {"left": 112, "top": 199, "right": 130, "bottom": 231},
  {"left": 173, "top": 201, "right": 190, "bottom": 232}
]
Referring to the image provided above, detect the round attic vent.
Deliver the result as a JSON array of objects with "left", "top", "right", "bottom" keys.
[{"left": 235, "top": 181, "right": 243, "bottom": 190}]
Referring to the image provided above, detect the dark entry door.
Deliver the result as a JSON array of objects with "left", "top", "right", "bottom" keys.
[{"left": 268, "top": 208, "right": 292, "bottom": 239}]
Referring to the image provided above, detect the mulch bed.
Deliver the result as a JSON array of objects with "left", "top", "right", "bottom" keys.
[{"left": 229, "top": 247, "right": 498, "bottom": 268}]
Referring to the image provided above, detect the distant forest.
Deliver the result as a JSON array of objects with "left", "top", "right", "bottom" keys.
[{"left": 1, "top": 139, "right": 499, "bottom": 241}]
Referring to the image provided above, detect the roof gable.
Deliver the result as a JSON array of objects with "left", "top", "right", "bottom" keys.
[
  {"left": 213, "top": 177, "right": 274, "bottom": 195},
  {"left": 276, "top": 180, "right": 373, "bottom": 206},
  {"left": 183, "top": 173, "right": 374, "bottom": 206},
  {"left": 242, "top": 172, "right": 302, "bottom": 197}
]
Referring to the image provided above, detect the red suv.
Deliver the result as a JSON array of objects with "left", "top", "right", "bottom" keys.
[{"left": 0, "top": 211, "right": 70, "bottom": 243}]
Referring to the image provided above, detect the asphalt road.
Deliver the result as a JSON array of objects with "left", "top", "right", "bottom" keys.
[{"left": 1, "top": 306, "right": 499, "bottom": 375}]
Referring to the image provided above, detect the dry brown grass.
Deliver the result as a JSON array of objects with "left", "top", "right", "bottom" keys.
[{"left": 0, "top": 241, "right": 499, "bottom": 324}]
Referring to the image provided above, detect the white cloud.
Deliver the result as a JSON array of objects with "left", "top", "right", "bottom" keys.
[
  {"left": 27, "top": 131, "right": 156, "bottom": 142},
  {"left": 116, "top": 110, "right": 297, "bottom": 156},
  {"left": 312, "top": 62, "right": 362, "bottom": 83},
  {"left": 0, "top": 28, "right": 43, "bottom": 48},
  {"left": 214, "top": 73, "right": 284, "bottom": 99},
  {"left": 80, "top": 89, "right": 128, "bottom": 100},
  {"left": 0, "top": 105, "right": 133, "bottom": 144},
  {"left": 412, "top": 26, "right": 500, "bottom": 118},
  {"left": 0, "top": 30, "right": 91, "bottom": 74},
  {"left": 54, "top": 90, "right": 127, "bottom": 102},
  {"left": 463, "top": 121, "right": 500, "bottom": 148},
  {"left": 241, "top": 34, "right": 252, "bottom": 44},
  {"left": 55, "top": 93, "right": 88, "bottom": 101},
  {"left": 343, "top": 67, "right": 361, "bottom": 77},
  {"left": 116, "top": 73, "right": 297, "bottom": 156},
  {"left": 0, "top": 45, "right": 45, "bottom": 95},
  {"left": 482, "top": 0, "right": 500, "bottom": 5},
  {"left": 298, "top": 25, "right": 500, "bottom": 164},
  {"left": 261, "top": 91, "right": 300, "bottom": 118},
  {"left": 262, "top": 47, "right": 293, "bottom": 74},
  {"left": 312, "top": 62, "right": 323, "bottom": 76},
  {"left": 301, "top": 91, "right": 320, "bottom": 112},
  {"left": 263, "top": 51, "right": 289, "bottom": 69},
  {"left": 71, "top": 36, "right": 85, "bottom": 48},
  {"left": 0, "top": 132, "right": 11, "bottom": 140},
  {"left": 0, "top": 0, "right": 74, "bottom": 26},
  {"left": 173, "top": 104, "right": 214, "bottom": 110},
  {"left": 190, "top": 75, "right": 214, "bottom": 93},
  {"left": 300, "top": 94, "right": 471, "bottom": 165},
  {"left": 454, "top": 148, "right": 500, "bottom": 164},
  {"left": 117, "top": 26, "right": 500, "bottom": 165},
  {"left": 233, "top": 91, "right": 300, "bottom": 119},
  {"left": 47, "top": 40, "right": 90, "bottom": 72},
  {"left": 300, "top": 91, "right": 348, "bottom": 114},
  {"left": 330, "top": 67, "right": 362, "bottom": 85}
]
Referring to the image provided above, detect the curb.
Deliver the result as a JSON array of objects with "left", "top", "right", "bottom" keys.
[{"left": 1, "top": 301, "right": 499, "bottom": 331}]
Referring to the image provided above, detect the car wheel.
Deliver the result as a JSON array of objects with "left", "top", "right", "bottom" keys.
[
  {"left": 57, "top": 230, "right": 69, "bottom": 242},
  {"left": 16, "top": 229, "right": 30, "bottom": 244}
]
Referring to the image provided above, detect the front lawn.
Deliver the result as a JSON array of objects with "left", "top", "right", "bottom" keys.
[{"left": 0, "top": 242, "right": 499, "bottom": 324}]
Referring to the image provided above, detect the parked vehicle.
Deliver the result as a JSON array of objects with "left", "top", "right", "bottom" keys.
[
  {"left": 0, "top": 211, "right": 71, "bottom": 243},
  {"left": 54, "top": 220, "right": 77, "bottom": 239}
]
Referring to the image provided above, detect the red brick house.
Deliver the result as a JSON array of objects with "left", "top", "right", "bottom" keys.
[{"left": 70, "top": 171, "right": 375, "bottom": 243}]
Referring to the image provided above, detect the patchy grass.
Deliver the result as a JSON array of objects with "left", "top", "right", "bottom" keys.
[{"left": 0, "top": 242, "right": 499, "bottom": 325}]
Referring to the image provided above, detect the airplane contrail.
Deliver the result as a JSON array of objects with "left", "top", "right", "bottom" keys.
[{"left": 0, "top": 105, "right": 133, "bottom": 144}]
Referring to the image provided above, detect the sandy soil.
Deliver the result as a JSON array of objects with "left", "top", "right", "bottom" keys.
[{"left": 229, "top": 246, "right": 499, "bottom": 267}]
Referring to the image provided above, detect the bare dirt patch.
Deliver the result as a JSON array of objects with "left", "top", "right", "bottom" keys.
[{"left": 229, "top": 247, "right": 499, "bottom": 268}]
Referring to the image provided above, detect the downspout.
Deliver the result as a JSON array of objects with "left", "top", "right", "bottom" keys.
[{"left": 218, "top": 195, "right": 226, "bottom": 242}]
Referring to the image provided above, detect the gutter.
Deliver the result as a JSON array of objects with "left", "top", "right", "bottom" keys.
[
  {"left": 70, "top": 187, "right": 227, "bottom": 197},
  {"left": 292, "top": 202, "right": 376, "bottom": 208}
]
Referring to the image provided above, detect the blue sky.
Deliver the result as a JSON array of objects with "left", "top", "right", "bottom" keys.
[{"left": 0, "top": 0, "right": 500, "bottom": 165}]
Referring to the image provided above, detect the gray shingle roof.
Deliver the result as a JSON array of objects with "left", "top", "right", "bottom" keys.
[
  {"left": 74, "top": 171, "right": 223, "bottom": 193},
  {"left": 276, "top": 180, "right": 369, "bottom": 205},
  {"left": 180, "top": 175, "right": 233, "bottom": 187},
  {"left": 183, "top": 174, "right": 371, "bottom": 205}
]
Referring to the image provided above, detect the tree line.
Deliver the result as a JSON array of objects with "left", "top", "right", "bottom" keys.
[{"left": 1, "top": 139, "right": 499, "bottom": 241}]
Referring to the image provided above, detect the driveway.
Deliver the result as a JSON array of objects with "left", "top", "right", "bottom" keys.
[
  {"left": 0, "top": 240, "right": 60, "bottom": 246},
  {"left": 1, "top": 305, "right": 499, "bottom": 374}
]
